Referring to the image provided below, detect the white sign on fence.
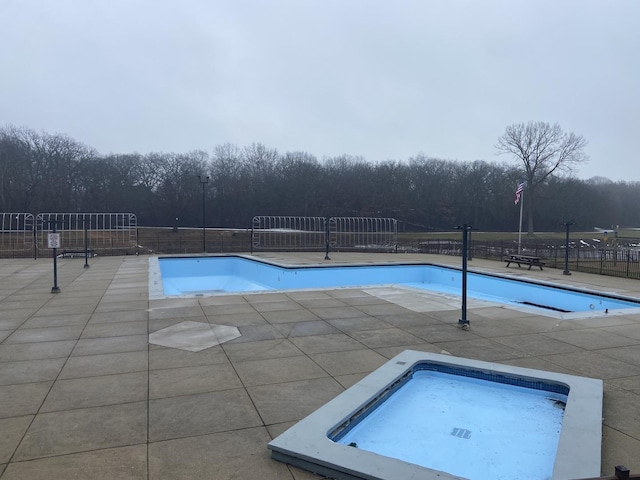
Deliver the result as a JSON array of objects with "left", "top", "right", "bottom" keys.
[{"left": 47, "top": 233, "right": 61, "bottom": 249}]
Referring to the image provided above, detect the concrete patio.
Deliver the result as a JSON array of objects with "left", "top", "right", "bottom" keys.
[{"left": 0, "top": 252, "right": 639, "bottom": 479}]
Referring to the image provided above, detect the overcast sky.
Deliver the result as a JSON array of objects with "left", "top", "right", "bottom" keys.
[{"left": 1, "top": 0, "right": 638, "bottom": 181}]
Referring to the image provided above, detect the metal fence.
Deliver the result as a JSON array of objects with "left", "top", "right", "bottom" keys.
[
  {"left": 252, "top": 216, "right": 327, "bottom": 251},
  {"left": 0, "top": 212, "right": 138, "bottom": 258},
  {"left": 36, "top": 213, "right": 138, "bottom": 256},
  {"left": 251, "top": 216, "right": 398, "bottom": 253},
  {"left": 329, "top": 217, "right": 398, "bottom": 252},
  {"left": 0, "top": 213, "right": 35, "bottom": 258},
  {"left": 414, "top": 239, "right": 640, "bottom": 280}
]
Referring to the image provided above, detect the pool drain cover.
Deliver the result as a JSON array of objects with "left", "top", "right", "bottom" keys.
[{"left": 451, "top": 428, "right": 471, "bottom": 439}]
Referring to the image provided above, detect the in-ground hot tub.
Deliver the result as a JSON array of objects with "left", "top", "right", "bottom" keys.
[{"left": 268, "top": 351, "right": 603, "bottom": 480}]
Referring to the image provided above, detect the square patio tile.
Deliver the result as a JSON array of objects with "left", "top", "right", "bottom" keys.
[
  {"left": 601, "top": 426, "right": 640, "bottom": 474},
  {"left": 542, "top": 351, "right": 640, "bottom": 379},
  {"left": 3, "top": 326, "right": 84, "bottom": 344},
  {"left": 492, "top": 333, "right": 583, "bottom": 356},
  {"left": 247, "top": 377, "right": 344, "bottom": 425},
  {"left": 72, "top": 334, "right": 148, "bottom": 356},
  {"left": 149, "top": 389, "right": 262, "bottom": 442},
  {"left": 309, "top": 349, "right": 388, "bottom": 376},
  {"left": 223, "top": 339, "right": 302, "bottom": 363},
  {"left": 432, "top": 338, "right": 525, "bottom": 362},
  {"left": 252, "top": 300, "right": 304, "bottom": 313},
  {"left": 225, "top": 325, "right": 284, "bottom": 343},
  {"left": 233, "top": 355, "right": 328, "bottom": 387},
  {"left": 60, "top": 351, "right": 148, "bottom": 379},
  {"left": 260, "top": 309, "right": 321, "bottom": 324},
  {"left": 13, "top": 402, "right": 147, "bottom": 461},
  {"left": 149, "top": 363, "right": 242, "bottom": 399},
  {"left": 0, "top": 416, "right": 34, "bottom": 463},
  {"left": 0, "top": 358, "right": 66, "bottom": 386},
  {"left": 327, "top": 316, "right": 392, "bottom": 332},
  {"left": 274, "top": 320, "right": 339, "bottom": 337},
  {"left": 149, "top": 427, "right": 290, "bottom": 480},
  {"left": 40, "top": 372, "right": 148, "bottom": 412},
  {"left": 0, "top": 340, "right": 76, "bottom": 362},
  {"left": 542, "top": 329, "right": 639, "bottom": 350},
  {"left": 80, "top": 320, "right": 148, "bottom": 339},
  {"left": 592, "top": 345, "right": 640, "bottom": 367},
  {"left": 309, "top": 306, "right": 368, "bottom": 320},
  {"left": 349, "top": 327, "right": 423, "bottom": 348},
  {"left": 0, "top": 382, "right": 53, "bottom": 418},
  {"left": 201, "top": 302, "right": 256, "bottom": 316},
  {"left": 602, "top": 385, "right": 640, "bottom": 440},
  {"left": 149, "top": 345, "right": 228, "bottom": 370},
  {"left": 148, "top": 306, "right": 204, "bottom": 321},
  {"left": 21, "top": 313, "right": 91, "bottom": 329},
  {"left": 404, "top": 323, "right": 479, "bottom": 343},
  {"left": 0, "top": 445, "right": 147, "bottom": 480},
  {"left": 206, "top": 312, "right": 267, "bottom": 327},
  {"left": 88, "top": 310, "right": 148, "bottom": 324},
  {"left": 289, "top": 334, "right": 366, "bottom": 355}
]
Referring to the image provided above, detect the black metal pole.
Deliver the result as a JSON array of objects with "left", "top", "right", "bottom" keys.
[
  {"left": 198, "top": 175, "right": 209, "bottom": 253},
  {"left": 324, "top": 217, "right": 331, "bottom": 260},
  {"left": 83, "top": 216, "right": 90, "bottom": 269},
  {"left": 457, "top": 223, "right": 471, "bottom": 330},
  {"left": 51, "top": 221, "right": 60, "bottom": 293},
  {"left": 202, "top": 183, "right": 206, "bottom": 252},
  {"left": 563, "top": 221, "right": 573, "bottom": 275}
]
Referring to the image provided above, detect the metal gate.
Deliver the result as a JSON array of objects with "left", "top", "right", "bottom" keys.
[
  {"left": 251, "top": 216, "right": 398, "bottom": 253},
  {"left": 329, "top": 217, "right": 397, "bottom": 252},
  {"left": 0, "top": 213, "right": 35, "bottom": 258},
  {"left": 35, "top": 213, "right": 138, "bottom": 256},
  {"left": 252, "top": 216, "right": 326, "bottom": 251}
]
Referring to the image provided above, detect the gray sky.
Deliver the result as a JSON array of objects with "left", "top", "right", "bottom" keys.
[{"left": 1, "top": 0, "right": 639, "bottom": 181}]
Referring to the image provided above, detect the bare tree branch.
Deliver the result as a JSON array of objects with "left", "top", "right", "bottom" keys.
[{"left": 495, "top": 121, "right": 588, "bottom": 233}]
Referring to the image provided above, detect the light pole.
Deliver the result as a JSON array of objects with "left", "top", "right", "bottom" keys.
[{"left": 198, "top": 175, "right": 210, "bottom": 252}]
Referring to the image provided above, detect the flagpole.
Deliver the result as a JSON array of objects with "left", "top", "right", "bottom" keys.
[{"left": 518, "top": 189, "right": 524, "bottom": 252}]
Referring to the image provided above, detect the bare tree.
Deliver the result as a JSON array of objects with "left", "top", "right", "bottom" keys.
[{"left": 495, "top": 121, "right": 588, "bottom": 234}]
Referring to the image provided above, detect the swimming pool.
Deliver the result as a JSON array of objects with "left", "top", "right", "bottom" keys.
[
  {"left": 149, "top": 255, "right": 640, "bottom": 319},
  {"left": 269, "top": 350, "right": 603, "bottom": 480},
  {"left": 333, "top": 368, "right": 567, "bottom": 479}
]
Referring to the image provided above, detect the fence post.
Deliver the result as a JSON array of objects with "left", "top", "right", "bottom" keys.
[{"left": 324, "top": 217, "right": 330, "bottom": 260}]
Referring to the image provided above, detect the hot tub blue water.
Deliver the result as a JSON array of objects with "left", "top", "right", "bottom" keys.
[
  {"left": 333, "top": 367, "right": 568, "bottom": 480},
  {"left": 155, "top": 256, "right": 640, "bottom": 315}
]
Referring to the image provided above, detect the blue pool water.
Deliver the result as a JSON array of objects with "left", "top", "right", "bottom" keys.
[
  {"left": 333, "top": 367, "right": 567, "bottom": 480},
  {"left": 156, "top": 256, "right": 640, "bottom": 314}
]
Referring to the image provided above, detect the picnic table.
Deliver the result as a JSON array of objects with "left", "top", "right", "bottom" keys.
[{"left": 504, "top": 254, "right": 545, "bottom": 270}]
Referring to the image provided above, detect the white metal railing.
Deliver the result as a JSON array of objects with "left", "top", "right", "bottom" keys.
[
  {"left": 0, "top": 213, "right": 35, "bottom": 257},
  {"left": 252, "top": 216, "right": 326, "bottom": 251},
  {"left": 329, "top": 217, "right": 397, "bottom": 252},
  {"left": 251, "top": 215, "right": 398, "bottom": 253},
  {"left": 35, "top": 213, "right": 137, "bottom": 254}
]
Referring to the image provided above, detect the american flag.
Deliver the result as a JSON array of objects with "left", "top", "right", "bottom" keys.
[{"left": 514, "top": 181, "right": 525, "bottom": 204}]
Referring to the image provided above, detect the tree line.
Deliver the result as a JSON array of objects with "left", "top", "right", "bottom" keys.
[{"left": 1, "top": 124, "right": 638, "bottom": 232}]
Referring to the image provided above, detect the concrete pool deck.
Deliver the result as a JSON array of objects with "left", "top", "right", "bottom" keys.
[{"left": 0, "top": 252, "right": 639, "bottom": 479}]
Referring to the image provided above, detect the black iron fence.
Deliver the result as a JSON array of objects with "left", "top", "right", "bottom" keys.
[{"left": 412, "top": 239, "right": 640, "bottom": 280}]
